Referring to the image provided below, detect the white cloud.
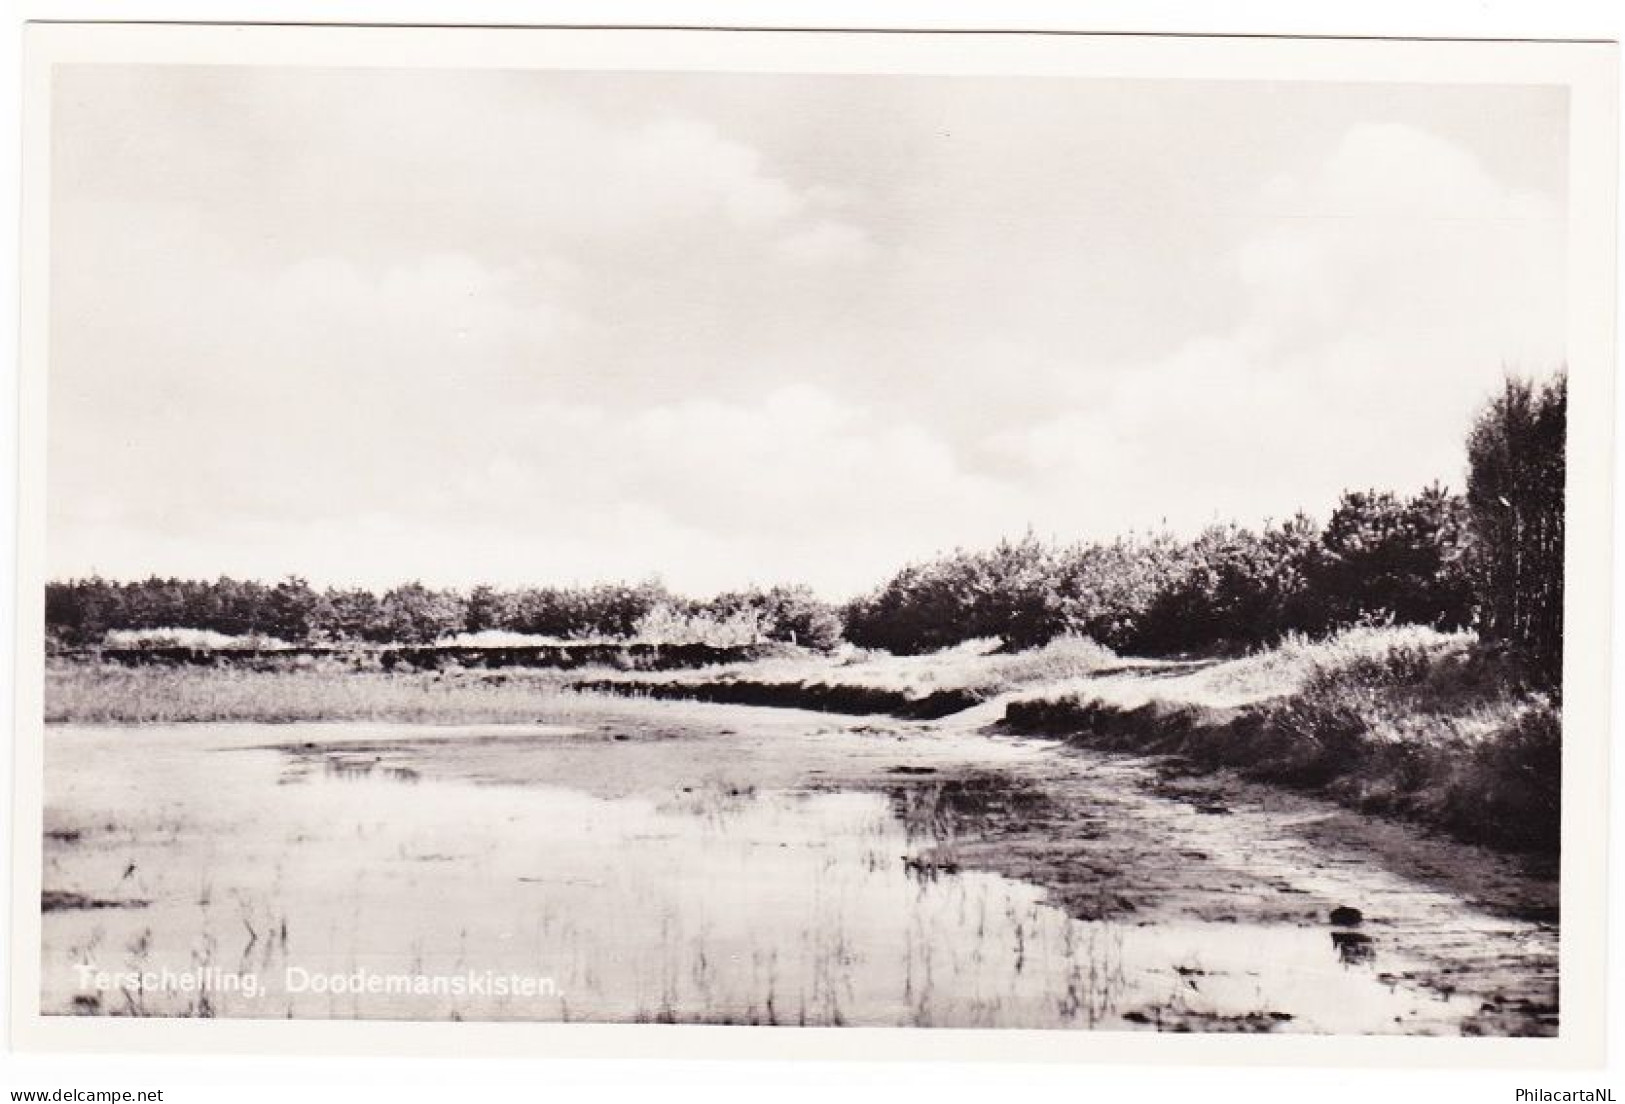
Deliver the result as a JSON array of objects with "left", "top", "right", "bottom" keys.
[
  {"left": 777, "top": 221, "right": 873, "bottom": 267},
  {"left": 609, "top": 118, "right": 808, "bottom": 229},
  {"left": 985, "top": 123, "right": 1566, "bottom": 534},
  {"left": 1261, "top": 122, "right": 1555, "bottom": 222},
  {"left": 48, "top": 73, "right": 1569, "bottom": 596}
]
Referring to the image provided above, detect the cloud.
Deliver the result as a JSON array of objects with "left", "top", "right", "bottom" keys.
[
  {"left": 53, "top": 379, "right": 1035, "bottom": 596},
  {"left": 1260, "top": 122, "right": 1555, "bottom": 221},
  {"left": 48, "top": 73, "right": 1568, "bottom": 596},
  {"left": 777, "top": 221, "right": 874, "bottom": 266},
  {"left": 984, "top": 123, "right": 1566, "bottom": 532},
  {"left": 608, "top": 118, "right": 808, "bottom": 229},
  {"left": 47, "top": 86, "right": 878, "bottom": 543}
]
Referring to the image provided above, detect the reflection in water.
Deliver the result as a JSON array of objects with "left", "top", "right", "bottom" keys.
[
  {"left": 43, "top": 724, "right": 1477, "bottom": 1031},
  {"left": 889, "top": 775, "right": 1058, "bottom": 846},
  {"left": 1332, "top": 931, "right": 1377, "bottom": 965}
]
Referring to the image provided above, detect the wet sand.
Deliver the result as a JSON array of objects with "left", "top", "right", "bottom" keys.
[{"left": 41, "top": 696, "right": 1556, "bottom": 1032}]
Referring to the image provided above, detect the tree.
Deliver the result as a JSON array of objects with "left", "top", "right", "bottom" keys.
[
  {"left": 378, "top": 583, "right": 465, "bottom": 645},
  {"left": 1132, "top": 522, "right": 1320, "bottom": 654},
  {"left": 463, "top": 585, "right": 516, "bottom": 635},
  {"left": 1311, "top": 486, "right": 1472, "bottom": 631},
  {"left": 1053, "top": 534, "right": 1190, "bottom": 652},
  {"left": 45, "top": 578, "right": 114, "bottom": 648},
  {"left": 318, "top": 587, "right": 384, "bottom": 642},
  {"left": 757, "top": 585, "right": 843, "bottom": 651},
  {"left": 709, "top": 585, "right": 842, "bottom": 650},
  {"left": 265, "top": 576, "right": 325, "bottom": 644},
  {"left": 1466, "top": 371, "right": 1566, "bottom": 687}
]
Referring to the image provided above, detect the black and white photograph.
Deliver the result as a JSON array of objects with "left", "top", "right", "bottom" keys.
[{"left": 7, "top": 20, "right": 1617, "bottom": 1071}]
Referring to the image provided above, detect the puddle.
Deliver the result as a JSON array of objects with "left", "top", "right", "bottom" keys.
[{"left": 42, "top": 722, "right": 1483, "bottom": 1030}]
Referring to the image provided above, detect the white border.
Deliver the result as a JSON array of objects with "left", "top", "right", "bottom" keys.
[
  {"left": 9, "top": 21, "right": 1618, "bottom": 1068},
  {"left": 11, "top": 0, "right": 1625, "bottom": 42}
]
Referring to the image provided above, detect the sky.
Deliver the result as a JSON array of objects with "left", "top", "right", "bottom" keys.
[{"left": 47, "top": 66, "right": 1568, "bottom": 599}]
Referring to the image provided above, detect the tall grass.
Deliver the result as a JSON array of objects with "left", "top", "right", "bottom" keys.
[
  {"left": 1006, "top": 624, "right": 1560, "bottom": 856},
  {"left": 970, "top": 635, "right": 1119, "bottom": 695},
  {"left": 1261, "top": 627, "right": 1559, "bottom": 852},
  {"left": 44, "top": 662, "right": 614, "bottom": 724}
]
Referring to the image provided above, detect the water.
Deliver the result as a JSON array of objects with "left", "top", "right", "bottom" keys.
[{"left": 42, "top": 720, "right": 1483, "bottom": 1031}]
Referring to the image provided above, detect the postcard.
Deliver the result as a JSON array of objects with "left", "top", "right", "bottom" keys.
[{"left": 11, "top": 22, "right": 1616, "bottom": 1064}]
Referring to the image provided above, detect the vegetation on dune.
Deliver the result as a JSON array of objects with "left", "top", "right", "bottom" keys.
[
  {"left": 579, "top": 633, "right": 1122, "bottom": 719},
  {"left": 1006, "top": 623, "right": 1561, "bottom": 855},
  {"left": 1272, "top": 629, "right": 1560, "bottom": 853}
]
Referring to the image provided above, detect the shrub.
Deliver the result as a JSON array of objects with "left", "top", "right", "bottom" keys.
[
  {"left": 706, "top": 585, "right": 843, "bottom": 651},
  {"left": 1444, "top": 701, "right": 1561, "bottom": 852},
  {"left": 1285, "top": 622, "right": 1474, "bottom": 694},
  {"left": 633, "top": 602, "right": 766, "bottom": 647},
  {"left": 1006, "top": 624, "right": 1560, "bottom": 855}
]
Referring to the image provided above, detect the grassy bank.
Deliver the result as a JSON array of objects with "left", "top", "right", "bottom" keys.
[
  {"left": 45, "top": 635, "right": 1119, "bottom": 725},
  {"left": 1003, "top": 625, "right": 1561, "bottom": 857},
  {"left": 44, "top": 662, "right": 610, "bottom": 724},
  {"left": 574, "top": 635, "right": 1121, "bottom": 718}
]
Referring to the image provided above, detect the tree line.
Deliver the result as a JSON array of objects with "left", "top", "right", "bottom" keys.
[
  {"left": 45, "top": 578, "right": 843, "bottom": 652},
  {"left": 45, "top": 373, "right": 1565, "bottom": 686},
  {"left": 846, "top": 372, "right": 1565, "bottom": 686},
  {"left": 842, "top": 486, "right": 1470, "bottom": 657}
]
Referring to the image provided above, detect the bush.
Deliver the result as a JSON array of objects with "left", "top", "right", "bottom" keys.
[
  {"left": 706, "top": 585, "right": 843, "bottom": 651},
  {"left": 1434, "top": 701, "right": 1562, "bottom": 853},
  {"left": 633, "top": 602, "right": 766, "bottom": 647},
  {"left": 45, "top": 574, "right": 841, "bottom": 651},
  {"left": 1284, "top": 622, "right": 1474, "bottom": 694}
]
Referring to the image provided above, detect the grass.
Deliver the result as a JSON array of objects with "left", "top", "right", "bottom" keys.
[
  {"left": 1004, "top": 624, "right": 1561, "bottom": 857},
  {"left": 600, "top": 634, "right": 1118, "bottom": 698},
  {"left": 47, "top": 635, "right": 1123, "bottom": 726},
  {"left": 45, "top": 661, "right": 621, "bottom": 724},
  {"left": 971, "top": 635, "right": 1122, "bottom": 694},
  {"left": 569, "top": 635, "right": 1122, "bottom": 719}
]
